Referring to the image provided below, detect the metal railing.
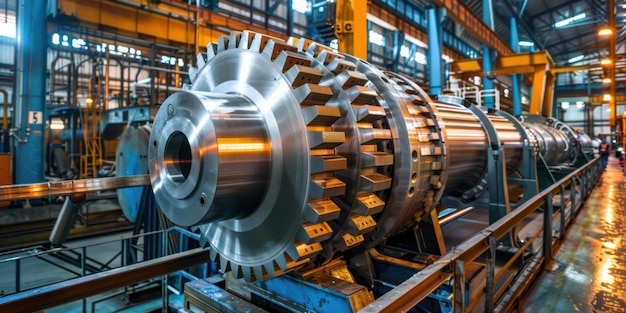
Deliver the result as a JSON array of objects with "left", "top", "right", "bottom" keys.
[
  {"left": 0, "top": 226, "right": 206, "bottom": 313},
  {"left": 360, "top": 157, "right": 602, "bottom": 313}
]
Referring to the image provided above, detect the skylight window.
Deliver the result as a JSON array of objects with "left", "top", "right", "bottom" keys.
[
  {"left": 554, "top": 13, "right": 586, "bottom": 28},
  {"left": 568, "top": 55, "right": 584, "bottom": 63}
]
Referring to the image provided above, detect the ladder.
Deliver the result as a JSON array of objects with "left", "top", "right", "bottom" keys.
[{"left": 80, "top": 102, "right": 103, "bottom": 178}]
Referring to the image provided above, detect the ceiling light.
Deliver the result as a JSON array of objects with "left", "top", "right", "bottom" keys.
[
  {"left": 576, "top": 101, "right": 585, "bottom": 109},
  {"left": 598, "top": 28, "right": 613, "bottom": 36},
  {"left": 519, "top": 41, "right": 535, "bottom": 46},
  {"left": 603, "top": 94, "right": 612, "bottom": 101},
  {"left": 554, "top": 13, "right": 586, "bottom": 28},
  {"left": 568, "top": 55, "right": 585, "bottom": 63},
  {"left": 561, "top": 102, "right": 570, "bottom": 109},
  {"left": 602, "top": 78, "right": 612, "bottom": 83},
  {"left": 601, "top": 58, "right": 612, "bottom": 65}
]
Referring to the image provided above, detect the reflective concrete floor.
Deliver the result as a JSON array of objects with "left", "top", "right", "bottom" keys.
[{"left": 522, "top": 159, "right": 626, "bottom": 312}]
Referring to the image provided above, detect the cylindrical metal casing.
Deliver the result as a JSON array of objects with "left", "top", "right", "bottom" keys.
[
  {"left": 149, "top": 91, "right": 271, "bottom": 226},
  {"left": 525, "top": 123, "right": 570, "bottom": 166}
]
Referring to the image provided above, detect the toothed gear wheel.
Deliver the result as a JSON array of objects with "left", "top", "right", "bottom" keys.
[
  {"left": 149, "top": 31, "right": 349, "bottom": 281},
  {"left": 149, "top": 31, "right": 448, "bottom": 282}
]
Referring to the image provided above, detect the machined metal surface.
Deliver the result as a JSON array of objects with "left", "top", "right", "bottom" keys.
[
  {"left": 116, "top": 125, "right": 151, "bottom": 221},
  {"left": 147, "top": 30, "right": 587, "bottom": 282}
]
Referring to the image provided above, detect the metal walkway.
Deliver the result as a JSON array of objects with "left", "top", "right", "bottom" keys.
[{"left": 522, "top": 158, "right": 626, "bottom": 312}]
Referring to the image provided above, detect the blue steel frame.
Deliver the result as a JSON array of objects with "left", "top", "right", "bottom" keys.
[{"left": 14, "top": 0, "right": 47, "bottom": 184}]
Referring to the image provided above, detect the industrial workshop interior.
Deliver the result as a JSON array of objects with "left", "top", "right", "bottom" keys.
[{"left": 1, "top": 0, "right": 625, "bottom": 312}]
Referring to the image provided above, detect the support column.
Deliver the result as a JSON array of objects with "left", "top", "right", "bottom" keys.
[
  {"left": 335, "top": 0, "right": 367, "bottom": 59},
  {"left": 14, "top": 0, "right": 47, "bottom": 184},
  {"left": 482, "top": 0, "right": 495, "bottom": 109},
  {"left": 510, "top": 18, "right": 522, "bottom": 116},
  {"left": 427, "top": 8, "right": 444, "bottom": 96},
  {"left": 608, "top": 0, "right": 616, "bottom": 127}
]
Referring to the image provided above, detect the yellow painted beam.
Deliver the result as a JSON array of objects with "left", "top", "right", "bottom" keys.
[
  {"left": 553, "top": 64, "right": 603, "bottom": 73},
  {"left": 429, "top": 0, "right": 513, "bottom": 56},
  {"left": 494, "top": 51, "right": 553, "bottom": 70},
  {"left": 335, "top": 0, "right": 368, "bottom": 59},
  {"left": 589, "top": 94, "right": 626, "bottom": 104},
  {"left": 55, "top": 0, "right": 291, "bottom": 50},
  {"left": 449, "top": 59, "right": 482, "bottom": 73},
  {"left": 450, "top": 51, "right": 554, "bottom": 75}
]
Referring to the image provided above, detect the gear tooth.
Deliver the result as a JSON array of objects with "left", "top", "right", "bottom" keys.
[
  {"left": 242, "top": 266, "right": 252, "bottom": 282},
  {"left": 263, "top": 39, "right": 298, "bottom": 61},
  {"left": 276, "top": 254, "right": 288, "bottom": 271},
  {"left": 249, "top": 33, "right": 264, "bottom": 52},
  {"left": 209, "top": 248, "right": 217, "bottom": 261},
  {"left": 228, "top": 31, "right": 241, "bottom": 50},
  {"left": 197, "top": 52, "right": 208, "bottom": 69},
  {"left": 263, "top": 262, "right": 276, "bottom": 278},
  {"left": 238, "top": 31, "right": 255, "bottom": 49},
  {"left": 219, "top": 255, "right": 229, "bottom": 272},
  {"left": 188, "top": 65, "right": 198, "bottom": 82},
  {"left": 230, "top": 263, "right": 241, "bottom": 279},
  {"left": 273, "top": 50, "right": 312, "bottom": 73},
  {"left": 206, "top": 43, "right": 217, "bottom": 60},
  {"left": 217, "top": 35, "right": 229, "bottom": 52},
  {"left": 305, "top": 42, "right": 332, "bottom": 57},
  {"left": 252, "top": 266, "right": 264, "bottom": 281},
  {"left": 286, "top": 37, "right": 296, "bottom": 46}
]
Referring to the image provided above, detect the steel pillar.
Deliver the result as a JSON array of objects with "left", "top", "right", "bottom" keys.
[
  {"left": 427, "top": 8, "right": 444, "bottom": 96},
  {"left": 14, "top": 0, "right": 47, "bottom": 184},
  {"left": 608, "top": 0, "right": 616, "bottom": 127},
  {"left": 335, "top": 0, "right": 367, "bottom": 59},
  {"left": 482, "top": 0, "right": 495, "bottom": 109},
  {"left": 510, "top": 18, "right": 522, "bottom": 116}
]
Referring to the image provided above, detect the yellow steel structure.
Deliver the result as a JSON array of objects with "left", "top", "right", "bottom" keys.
[
  {"left": 449, "top": 51, "right": 555, "bottom": 116},
  {"left": 335, "top": 0, "right": 368, "bottom": 59},
  {"left": 589, "top": 94, "right": 626, "bottom": 105},
  {"left": 430, "top": 0, "right": 513, "bottom": 56},
  {"left": 80, "top": 103, "right": 103, "bottom": 178},
  {"left": 55, "top": 0, "right": 292, "bottom": 49},
  {"left": 607, "top": 0, "right": 617, "bottom": 126}
]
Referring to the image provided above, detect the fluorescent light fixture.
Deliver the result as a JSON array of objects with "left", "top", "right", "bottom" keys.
[
  {"left": 568, "top": 55, "right": 584, "bottom": 63},
  {"left": 554, "top": 13, "right": 586, "bottom": 28},
  {"left": 601, "top": 58, "right": 612, "bottom": 65},
  {"left": 519, "top": 41, "right": 535, "bottom": 46},
  {"left": 602, "top": 78, "right": 612, "bottom": 83},
  {"left": 598, "top": 28, "right": 613, "bottom": 36},
  {"left": 50, "top": 118, "right": 65, "bottom": 130}
]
